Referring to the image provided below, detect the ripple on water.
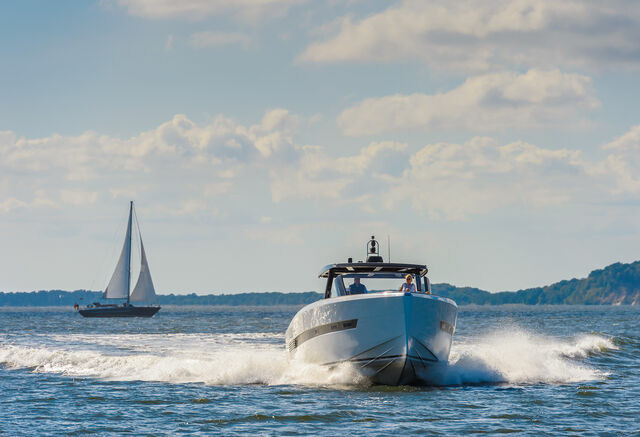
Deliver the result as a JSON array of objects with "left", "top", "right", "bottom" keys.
[
  {"left": 191, "top": 398, "right": 211, "bottom": 404},
  {"left": 489, "top": 414, "right": 534, "bottom": 420},
  {"left": 1, "top": 305, "right": 639, "bottom": 435},
  {"left": 204, "top": 411, "right": 358, "bottom": 425}
]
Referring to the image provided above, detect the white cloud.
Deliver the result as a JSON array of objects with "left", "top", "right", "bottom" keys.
[
  {"left": 338, "top": 70, "right": 599, "bottom": 135},
  {"left": 1, "top": 112, "right": 638, "bottom": 223},
  {"left": 299, "top": 0, "right": 640, "bottom": 71},
  {"left": 0, "top": 109, "right": 301, "bottom": 216},
  {"left": 190, "top": 31, "right": 251, "bottom": 49},
  {"left": 603, "top": 125, "right": 640, "bottom": 152},
  {"left": 269, "top": 141, "right": 409, "bottom": 203},
  {"left": 0, "top": 198, "right": 27, "bottom": 213},
  {"left": 601, "top": 126, "right": 640, "bottom": 194},
  {"left": 116, "top": 0, "right": 304, "bottom": 22},
  {"left": 381, "top": 137, "right": 589, "bottom": 220}
]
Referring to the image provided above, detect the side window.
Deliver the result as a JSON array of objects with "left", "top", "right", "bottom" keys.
[
  {"left": 424, "top": 276, "right": 431, "bottom": 293},
  {"left": 331, "top": 277, "right": 346, "bottom": 298}
]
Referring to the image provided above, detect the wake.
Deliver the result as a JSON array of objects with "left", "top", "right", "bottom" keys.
[
  {"left": 442, "top": 329, "right": 614, "bottom": 385},
  {"left": 0, "top": 329, "right": 615, "bottom": 387}
]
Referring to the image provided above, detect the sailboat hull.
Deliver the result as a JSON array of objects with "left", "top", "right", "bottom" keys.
[{"left": 78, "top": 306, "right": 160, "bottom": 318}]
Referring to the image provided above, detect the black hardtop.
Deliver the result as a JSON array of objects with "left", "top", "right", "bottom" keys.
[{"left": 319, "top": 262, "right": 428, "bottom": 278}]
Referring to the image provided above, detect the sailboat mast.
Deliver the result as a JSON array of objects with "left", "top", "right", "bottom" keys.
[{"left": 127, "top": 201, "right": 133, "bottom": 304}]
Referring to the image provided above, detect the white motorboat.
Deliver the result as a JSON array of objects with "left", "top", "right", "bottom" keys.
[{"left": 285, "top": 236, "right": 457, "bottom": 385}]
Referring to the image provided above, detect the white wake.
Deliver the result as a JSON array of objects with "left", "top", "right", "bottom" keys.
[
  {"left": 442, "top": 329, "right": 615, "bottom": 385},
  {"left": 0, "top": 329, "right": 615, "bottom": 387}
]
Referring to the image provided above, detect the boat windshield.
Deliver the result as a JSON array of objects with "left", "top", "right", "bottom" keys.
[{"left": 331, "top": 273, "right": 422, "bottom": 297}]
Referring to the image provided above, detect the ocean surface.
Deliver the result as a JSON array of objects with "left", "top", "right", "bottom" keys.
[{"left": 0, "top": 305, "right": 638, "bottom": 435}]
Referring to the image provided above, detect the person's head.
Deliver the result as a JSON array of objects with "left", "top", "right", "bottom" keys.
[
  {"left": 354, "top": 277, "right": 361, "bottom": 284},
  {"left": 405, "top": 274, "right": 413, "bottom": 284}
]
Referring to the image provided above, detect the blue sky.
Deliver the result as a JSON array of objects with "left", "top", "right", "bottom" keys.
[{"left": 1, "top": 0, "right": 640, "bottom": 294}]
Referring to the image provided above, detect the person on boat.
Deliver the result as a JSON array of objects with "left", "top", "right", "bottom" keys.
[
  {"left": 398, "top": 274, "right": 416, "bottom": 293},
  {"left": 348, "top": 277, "right": 367, "bottom": 294}
]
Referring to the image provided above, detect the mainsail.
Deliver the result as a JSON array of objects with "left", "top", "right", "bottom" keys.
[
  {"left": 103, "top": 203, "right": 132, "bottom": 299},
  {"left": 130, "top": 239, "right": 157, "bottom": 303}
]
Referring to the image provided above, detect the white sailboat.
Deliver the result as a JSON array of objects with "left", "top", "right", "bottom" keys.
[{"left": 79, "top": 201, "right": 161, "bottom": 318}]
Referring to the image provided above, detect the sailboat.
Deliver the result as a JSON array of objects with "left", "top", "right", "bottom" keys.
[{"left": 78, "top": 201, "right": 161, "bottom": 318}]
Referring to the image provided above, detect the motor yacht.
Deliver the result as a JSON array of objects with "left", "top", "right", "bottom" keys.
[{"left": 285, "top": 236, "right": 457, "bottom": 385}]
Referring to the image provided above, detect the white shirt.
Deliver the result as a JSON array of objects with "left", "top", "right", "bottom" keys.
[{"left": 400, "top": 282, "right": 416, "bottom": 293}]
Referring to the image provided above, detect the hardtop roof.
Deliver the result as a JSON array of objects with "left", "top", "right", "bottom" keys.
[{"left": 319, "top": 262, "right": 428, "bottom": 278}]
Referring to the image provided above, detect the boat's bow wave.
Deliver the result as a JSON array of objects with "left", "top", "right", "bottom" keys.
[
  {"left": 0, "top": 329, "right": 615, "bottom": 387},
  {"left": 443, "top": 329, "right": 615, "bottom": 386}
]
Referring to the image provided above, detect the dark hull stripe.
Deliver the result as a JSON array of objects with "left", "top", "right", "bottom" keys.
[{"left": 288, "top": 319, "right": 358, "bottom": 351}]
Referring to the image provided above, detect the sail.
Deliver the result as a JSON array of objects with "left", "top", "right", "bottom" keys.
[
  {"left": 103, "top": 204, "right": 132, "bottom": 299},
  {"left": 130, "top": 239, "right": 157, "bottom": 303}
]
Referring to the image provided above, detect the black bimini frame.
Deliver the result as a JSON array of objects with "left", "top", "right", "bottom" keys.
[{"left": 319, "top": 263, "right": 428, "bottom": 299}]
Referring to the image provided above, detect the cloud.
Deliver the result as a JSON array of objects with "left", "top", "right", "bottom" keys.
[
  {"left": 603, "top": 125, "right": 640, "bottom": 152},
  {"left": 601, "top": 126, "right": 640, "bottom": 194},
  {"left": 0, "top": 109, "right": 301, "bottom": 216},
  {"left": 269, "top": 141, "right": 409, "bottom": 203},
  {"left": 338, "top": 70, "right": 599, "bottom": 135},
  {"left": 0, "top": 198, "right": 27, "bottom": 213},
  {"left": 1, "top": 113, "right": 638, "bottom": 222},
  {"left": 190, "top": 31, "right": 251, "bottom": 49},
  {"left": 381, "top": 137, "right": 590, "bottom": 220},
  {"left": 299, "top": 0, "right": 640, "bottom": 71},
  {"left": 116, "top": 0, "right": 304, "bottom": 22}
]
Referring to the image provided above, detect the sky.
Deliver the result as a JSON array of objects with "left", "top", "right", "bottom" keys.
[{"left": 1, "top": 0, "right": 640, "bottom": 294}]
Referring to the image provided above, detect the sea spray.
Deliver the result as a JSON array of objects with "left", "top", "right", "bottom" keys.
[
  {"left": 0, "top": 329, "right": 615, "bottom": 387},
  {"left": 442, "top": 328, "right": 615, "bottom": 385},
  {"left": 0, "top": 343, "right": 366, "bottom": 386}
]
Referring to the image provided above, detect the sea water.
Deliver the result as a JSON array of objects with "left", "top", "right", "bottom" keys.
[{"left": 0, "top": 305, "right": 638, "bottom": 435}]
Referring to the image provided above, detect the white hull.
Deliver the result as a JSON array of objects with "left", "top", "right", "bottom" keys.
[{"left": 285, "top": 292, "right": 457, "bottom": 385}]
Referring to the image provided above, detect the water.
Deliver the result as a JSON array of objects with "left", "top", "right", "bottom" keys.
[{"left": 0, "top": 305, "right": 638, "bottom": 435}]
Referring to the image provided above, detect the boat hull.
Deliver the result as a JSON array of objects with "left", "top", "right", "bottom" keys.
[
  {"left": 285, "top": 292, "right": 457, "bottom": 386},
  {"left": 78, "top": 306, "right": 160, "bottom": 318}
]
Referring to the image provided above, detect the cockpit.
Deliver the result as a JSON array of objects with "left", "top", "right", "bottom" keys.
[
  {"left": 329, "top": 273, "right": 430, "bottom": 298},
  {"left": 320, "top": 236, "right": 432, "bottom": 299}
]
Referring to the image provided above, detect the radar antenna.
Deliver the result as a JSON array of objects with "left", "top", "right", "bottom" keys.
[{"left": 366, "top": 235, "right": 384, "bottom": 263}]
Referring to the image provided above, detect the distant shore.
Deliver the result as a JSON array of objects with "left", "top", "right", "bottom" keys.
[{"left": 2, "top": 259, "right": 639, "bottom": 306}]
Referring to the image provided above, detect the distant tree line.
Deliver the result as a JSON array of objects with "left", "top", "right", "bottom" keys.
[
  {"left": 0, "top": 290, "right": 322, "bottom": 307},
  {"left": 433, "top": 261, "right": 640, "bottom": 305},
  {"left": 1, "top": 261, "right": 639, "bottom": 306},
  {"left": 0, "top": 290, "right": 103, "bottom": 307}
]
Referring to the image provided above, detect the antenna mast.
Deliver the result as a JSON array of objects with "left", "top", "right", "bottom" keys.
[{"left": 387, "top": 235, "right": 391, "bottom": 262}]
